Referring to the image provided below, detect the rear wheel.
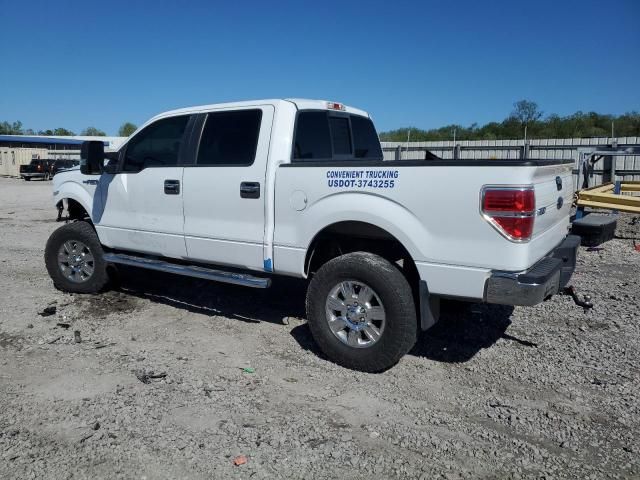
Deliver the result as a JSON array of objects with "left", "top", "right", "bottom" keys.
[
  {"left": 306, "top": 252, "right": 417, "bottom": 372},
  {"left": 45, "top": 221, "right": 109, "bottom": 293}
]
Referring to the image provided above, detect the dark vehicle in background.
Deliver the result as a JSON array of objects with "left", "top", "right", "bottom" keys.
[
  {"left": 20, "top": 159, "right": 55, "bottom": 181},
  {"left": 51, "top": 159, "right": 80, "bottom": 177},
  {"left": 20, "top": 159, "right": 79, "bottom": 181}
]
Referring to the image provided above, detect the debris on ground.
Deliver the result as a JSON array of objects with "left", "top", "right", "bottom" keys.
[
  {"left": 233, "top": 455, "right": 248, "bottom": 466},
  {"left": 38, "top": 306, "right": 57, "bottom": 317},
  {"left": 56, "top": 322, "right": 71, "bottom": 329},
  {"left": 78, "top": 432, "right": 94, "bottom": 444},
  {"left": 134, "top": 369, "right": 168, "bottom": 384},
  {"left": 74, "top": 330, "right": 81, "bottom": 343}
]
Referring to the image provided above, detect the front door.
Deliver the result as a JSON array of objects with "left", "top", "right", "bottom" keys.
[
  {"left": 182, "top": 105, "right": 274, "bottom": 271},
  {"left": 95, "top": 114, "right": 192, "bottom": 259}
]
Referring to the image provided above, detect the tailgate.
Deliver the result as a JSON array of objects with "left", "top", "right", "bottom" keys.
[
  {"left": 529, "top": 162, "right": 574, "bottom": 257},
  {"left": 514, "top": 163, "right": 574, "bottom": 270}
]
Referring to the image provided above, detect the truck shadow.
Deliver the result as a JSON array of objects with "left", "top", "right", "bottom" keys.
[
  {"left": 290, "top": 301, "right": 524, "bottom": 365},
  {"left": 113, "top": 266, "right": 307, "bottom": 326},
  {"left": 114, "top": 266, "right": 530, "bottom": 364},
  {"left": 408, "top": 302, "right": 525, "bottom": 363}
]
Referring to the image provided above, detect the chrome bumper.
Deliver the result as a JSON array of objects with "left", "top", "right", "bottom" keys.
[{"left": 484, "top": 235, "right": 581, "bottom": 306}]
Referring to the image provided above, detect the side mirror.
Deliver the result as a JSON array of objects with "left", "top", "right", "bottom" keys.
[{"left": 80, "top": 141, "right": 105, "bottom": 175}]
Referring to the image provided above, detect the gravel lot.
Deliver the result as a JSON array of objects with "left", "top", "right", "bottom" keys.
[{"left": 1, "top": 177, "right": 639, "bottom": 479}]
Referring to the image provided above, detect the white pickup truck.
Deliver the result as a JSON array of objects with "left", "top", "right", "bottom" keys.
[{"left": 46, "top": 98, "right": 584, "bottom": 372}]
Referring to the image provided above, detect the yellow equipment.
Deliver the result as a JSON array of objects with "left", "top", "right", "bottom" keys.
[{"left": 577, "top": 181, "right": 640, "bottom": 214}]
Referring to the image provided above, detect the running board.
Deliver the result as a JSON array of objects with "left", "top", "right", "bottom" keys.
[{"left": 102, "top": 253, "right": 271, "bottom": 288}]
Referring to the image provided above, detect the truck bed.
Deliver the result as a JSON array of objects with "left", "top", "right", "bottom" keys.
[{"left": 273, "top": 158, "right": 574, "bottom": 299}]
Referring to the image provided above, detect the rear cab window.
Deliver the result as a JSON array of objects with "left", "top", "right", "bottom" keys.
[{"left": 293, "top": 111, "right": 382, "bottom": 162}]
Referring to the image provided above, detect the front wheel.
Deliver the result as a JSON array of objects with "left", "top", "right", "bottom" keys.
[
  {"left": 306, "top": 252, "right": 417, "bottom": 372},
  {"left": 45, "top": 221, "right": 109, "bottom": 293}
]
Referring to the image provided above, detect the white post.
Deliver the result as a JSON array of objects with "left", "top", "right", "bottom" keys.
[{"left": 405, "top": 129, "right": 411, "bottom": 159}]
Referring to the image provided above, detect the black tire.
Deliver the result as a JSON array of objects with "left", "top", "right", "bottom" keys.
[
  {"left": 306, "top": 252, "right": 417, "bottom": 372},
  {"left": 24, "top": 177, "right": 31, "bottom": 181},
  {"left": 45, "top": 221, "right": 109, "bottom": 293}
]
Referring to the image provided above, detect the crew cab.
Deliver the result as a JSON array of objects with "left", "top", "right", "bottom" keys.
[
  {"left": 20, "top": 159, "right": 55, "bottom": 180},
  {"left": 46, "top": 99, "right": 580, "bottom": 372}
]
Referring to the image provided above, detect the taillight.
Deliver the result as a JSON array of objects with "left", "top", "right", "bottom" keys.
[{"left": 481, "top": 187, "right": 535, "bottom": 241}]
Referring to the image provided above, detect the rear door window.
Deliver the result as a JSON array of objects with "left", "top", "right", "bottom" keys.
[
  {"left": 197, "top": 109, "right": 262, "bottom": 166},
  {"left": 293, "top": 111, "right": 381, "bottom": 162}
]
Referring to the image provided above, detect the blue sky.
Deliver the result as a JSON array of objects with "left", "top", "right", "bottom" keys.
[{"left": 1, "top": 0, "right": 638, "bottom": 135}]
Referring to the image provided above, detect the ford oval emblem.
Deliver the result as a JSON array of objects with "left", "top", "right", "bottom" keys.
[
  {"left": 555, "top": 176, "right": 562, "bottom": 191},
  {"left": 557, "top": 196, "right": 564, "bottom": 209}
]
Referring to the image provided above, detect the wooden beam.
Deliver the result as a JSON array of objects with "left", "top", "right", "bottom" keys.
[{"left": 577, "top": 199, "right": 640, "bottom": 214}]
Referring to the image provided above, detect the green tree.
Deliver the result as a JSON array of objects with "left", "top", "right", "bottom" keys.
[
  {"left": 0, "top": 120, "right": 23, "bottom": 135},
  {"left": 379, "top": 106, "right": 640, "bottom": 141},
  {"left": 118, "top": 122, "right": 137, "bottom": 137},
  {"left": 511, "top": 100, "right": 543, "bottom": 126},
  {"left": 81, "top": 127, "right": 106, "bottom": 136},
  {"left": 53, "top": 128, "right": 75, "bottom": 136}
]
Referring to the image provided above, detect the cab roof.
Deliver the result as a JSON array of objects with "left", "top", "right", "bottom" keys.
[{"left": 149, "top": 99, "right": 369, "bottom": 123}]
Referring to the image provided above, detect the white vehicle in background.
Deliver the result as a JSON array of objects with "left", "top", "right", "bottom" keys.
[{"left": 46, "top": 99, "right": 586, "bottom": 372}]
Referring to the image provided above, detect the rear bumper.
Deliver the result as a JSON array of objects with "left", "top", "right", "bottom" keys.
[
  {"left": 20, "top": 172, "right": 45, "bottom": 179},
  {"left": 484, "top": 235, "right": 580, "bottom": 306}
]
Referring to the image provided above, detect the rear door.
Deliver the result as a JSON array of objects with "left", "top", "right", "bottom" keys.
[
  {"left": 95, "top": 114, "right": 193, "bottom": 258},
  {"left": 182, "top": 105, "right": 274, "bottom": 271}
]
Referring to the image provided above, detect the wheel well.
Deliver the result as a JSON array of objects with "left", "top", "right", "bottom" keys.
[
  {"left": 57, "top": 199, "right": 90, "bottom": 222},
  {"left": 304, "top": 221, "right": 419, "bottom": 286}
]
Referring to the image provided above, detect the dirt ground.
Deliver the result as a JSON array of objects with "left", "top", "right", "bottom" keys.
[{"left": 1, "top": 177, "right": 639, "bottom": 479}]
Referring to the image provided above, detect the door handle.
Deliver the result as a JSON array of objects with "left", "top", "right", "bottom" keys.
[
  {"left": 240, "top": 182, "right": 260, "bottom": 199},
  {"left": 164, "top": 179, "right": 180, "bottom": 195}
]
